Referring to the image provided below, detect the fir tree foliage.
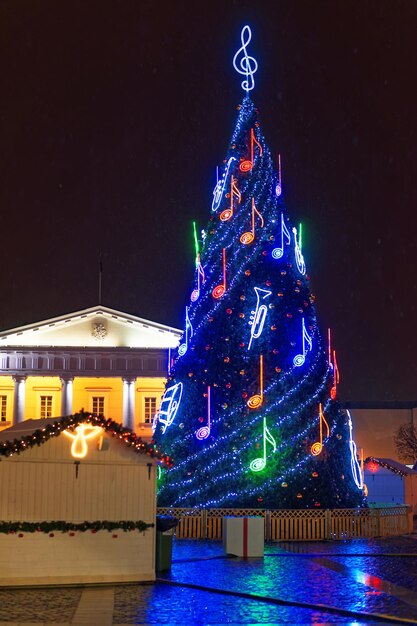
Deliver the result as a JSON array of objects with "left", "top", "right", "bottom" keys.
[{"left": 154, "top": 96, "right": 364, "bottom": 510}]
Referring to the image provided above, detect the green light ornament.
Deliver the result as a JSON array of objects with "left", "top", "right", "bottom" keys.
[{"left": 249, "top": 417, "right": 277, "bottom": 472}]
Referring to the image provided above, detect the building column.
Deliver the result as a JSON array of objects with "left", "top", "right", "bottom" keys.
[
  {"left": 60, "top": 376, "right": 74, "bottom": 417},
  {"left": 12, "top": 375, "right": 27, "bottom": 425},
  {"left": 122, "top": 377, "right": 136, "bottom": 430}
]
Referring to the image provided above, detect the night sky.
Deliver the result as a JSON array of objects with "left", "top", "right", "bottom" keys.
[{"left": 1, "top": 1, "right": 416, "bottom": 402}]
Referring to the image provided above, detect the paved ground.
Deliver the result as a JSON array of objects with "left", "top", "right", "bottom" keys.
[{"left": 2, "top": 536, "right": 417, "bottom": 624}]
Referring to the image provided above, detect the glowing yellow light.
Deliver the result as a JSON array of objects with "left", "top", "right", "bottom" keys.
[
  {"left": 212, "top": 248, "right": 227, "bottom": 299},
  {"left": 311, "top": 403, "right": 330, "bottom": 456},
  {"left": 63, "top": 424, "right": 102, "bottom": 459},
  {"left": 240, "top": 197, "right": 264, "bottom": 245},
  {"left": 247, "top": 355, "right": 264, "bottom": 409}
]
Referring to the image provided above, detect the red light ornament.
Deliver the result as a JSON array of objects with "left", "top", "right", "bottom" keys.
[
  {"left": 239, "top": 128, "right": 263, "bottom": 172},
  {"left": 212, "top": 248, "right": 227, "bottom": 299},
  {"left": 368, "top": 461, "right": 379, "bottom": 473}
]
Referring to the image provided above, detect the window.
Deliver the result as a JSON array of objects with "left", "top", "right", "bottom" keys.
[
  {"left": 0, "top": 396, "right": 6, "bottom": 421},
  {"left": 40, "top": 395, "right": 53, "bottom": 419},
  {"left": 144, "top": 397, "right": 157, "bottom": 424},
  {"left": 92, "top": 396, "right": 105, "bottom": 415}
]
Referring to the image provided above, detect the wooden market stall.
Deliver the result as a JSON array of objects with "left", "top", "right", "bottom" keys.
[
  {"left": 364, "top": 456, "right": 417, "bottom": 516},
  {"left": 0, "top": 412, "right": 171, "bottom": 586}
]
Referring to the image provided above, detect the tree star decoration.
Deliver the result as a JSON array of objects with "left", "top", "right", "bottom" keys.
[
  {"left": 63, "top": 423, "right": 102, "bottom": 458},
  {"left": 233, "top": 25, "right": 258, "bottom": 93}
]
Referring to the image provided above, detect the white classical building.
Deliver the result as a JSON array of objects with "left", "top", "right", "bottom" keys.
[{"left": 0, "top": 306, "right": 181, "bottom": 439}]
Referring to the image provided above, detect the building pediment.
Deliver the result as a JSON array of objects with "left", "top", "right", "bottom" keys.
[{"left": 0, "top": 306, "right": 181, "bottom": 349}]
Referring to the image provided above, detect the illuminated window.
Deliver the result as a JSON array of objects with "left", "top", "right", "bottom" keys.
[
  {"left": 40, "top": 396, "right": 53, "bottom": 419},
  {"left": 144, "top": 397, "right": 157, "bottom": 424},
  {"left": 92, "top": 396, "right": 105, "bottom": 415},
  {"left": 0, "top": 396, "right": 7, "bottom": 421}
]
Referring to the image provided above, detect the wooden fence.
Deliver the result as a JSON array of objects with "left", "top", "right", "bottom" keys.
[{"left": 157, "top": 505, "right": 411, "bottom": 541}]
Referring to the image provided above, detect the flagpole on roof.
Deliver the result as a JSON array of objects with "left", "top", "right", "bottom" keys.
[{"left": 98, "top": 252, "right": 102, "bottom": 305}]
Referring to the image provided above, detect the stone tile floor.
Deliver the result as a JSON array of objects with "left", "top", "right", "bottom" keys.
[{"left": 1, "top": 535, "right": 417, "bottom": 624}]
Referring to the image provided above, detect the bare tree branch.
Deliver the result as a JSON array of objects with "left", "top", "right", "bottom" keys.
[{"left": 394, "top": 423, "right": 417, "bottom": 464}]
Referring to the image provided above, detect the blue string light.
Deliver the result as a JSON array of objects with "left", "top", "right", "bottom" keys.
[{"left": 154, "top": 87, "right": 364, "bottom": 510}]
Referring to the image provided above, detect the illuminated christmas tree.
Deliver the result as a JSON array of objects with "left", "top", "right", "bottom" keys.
[{"left": 153, "top": 27, "right": 364, "bottom": 509}]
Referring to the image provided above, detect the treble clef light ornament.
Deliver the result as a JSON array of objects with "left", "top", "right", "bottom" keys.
[{"left": 233, "top": 25, "right": 258, "bottom": 93}]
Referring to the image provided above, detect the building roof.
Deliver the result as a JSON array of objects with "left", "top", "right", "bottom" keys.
[
  {"left": 0, "top": 412, "right": 172, "bottom": 466},
  {"left": 0, "top": 305, "right": 182, "bottom": 349},
  {"left": 365, "top": 456, "right": 417, "bottom": 476},
  {"left": 0, "top": 418, "right": 58, "bottom": 442}
]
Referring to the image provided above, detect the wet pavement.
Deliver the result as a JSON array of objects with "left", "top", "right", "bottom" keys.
[{"left": 1, "top": 536, "right": 417, "bottom": 624}]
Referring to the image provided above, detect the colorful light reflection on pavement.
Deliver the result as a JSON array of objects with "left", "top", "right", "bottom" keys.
[{"left": 1, "top": 537, "right": 417, "bottom": 624}]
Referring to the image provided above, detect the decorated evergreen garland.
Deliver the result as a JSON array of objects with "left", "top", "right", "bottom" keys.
[
  {"left": 0, "top": 411, "right": 172, "bottom": 467},
  {"left": 0, "top": 520, "right": 153, "bottom": 535}
]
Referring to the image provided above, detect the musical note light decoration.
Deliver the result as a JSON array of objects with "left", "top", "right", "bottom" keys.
[
  {"left": 212, "top": 248, "right": 227, "bottom": 298},
  {"left": 311, "top": 403, "right": 330, "bottom": 456},
  {"left": 327, "top": 330, "right": 340, "bottom": 399},
  {"left": 190, "top": 221, "right": 206, "bottom": 302},
  {"left": 220, "top": 175, "right": 241, "bottom": 221},
  {"left": 155, "top": 383, "right": 183, "bottom": 434},
  {"left": 272, "top": 212, "right": 291, "bottom": 259},
  {"left": 239, "top": 128, "right": 263, "bottom": 172},
  {"left": 275, "top": 154, "right": 282, "bottom": 196},
  {"left": 193, "top": 220, "right": 199, "bottom": 260},
  {"left": 247, "top": 354, "right": 264, "bottom": 409},
  {"left": 328, "top": 328, "right": 332, "bottom": 367},
  {"left": 233, "top": 25, "right": 258, "bottom": 93},
  {"left": 63, "top": 423, "right": 102, "bottom": 459},
  {"left": 240, "top": 197, "right": 264, "bottom": 244},
  {"left": 191, "top": 256, "right": 205, "bottom": 302},
  {"left": 248, "top": 286, "right": 272, "bottom": 350},
  {"left": 330, "top": 350, "right": 340, "bottom": 399},
  {"left": 347, "top": 410, "right": 364, "bottom": 489},
  {"left": 212, "top": 157, "right": 236, "bottom": 213},
  {"left": 178, "top": 306, "right": 193, "bottom": 357},
  {"left": 195, "top": 385, "right": 211, "bottom": 440},
  {"left": 293, "top": 224, "right": 306, "bottom": 275},
  {"left": 250, "top": 417, "right": 277, "bottom": 472},
  {"left": 293, "top": 317, "right": 312, "bottom": 366}
]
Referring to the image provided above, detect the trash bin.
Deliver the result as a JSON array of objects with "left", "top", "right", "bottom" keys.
[{"left": 155, "top": 515, "right": 179, "bottom": 572}]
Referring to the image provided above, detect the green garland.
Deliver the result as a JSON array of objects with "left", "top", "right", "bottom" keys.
[
  {"left": 366, "top": 456, "right": 407, "bottom": 477},
  {"left": 0, "top": 411, "right": 173, "bottom": 467},
  {"left": 0, "top": 520, "right": 154, "bottom": 534}
]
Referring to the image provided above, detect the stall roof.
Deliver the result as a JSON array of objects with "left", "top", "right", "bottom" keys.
[
  {"left": 365, "top": 456, "right": 417, "bottom": 476},
  {"left": 0, "top": 418, "right": 57, "bottom": 442},
  {"left": 0, "top": 413, "right": 172, "bottom": 467}
]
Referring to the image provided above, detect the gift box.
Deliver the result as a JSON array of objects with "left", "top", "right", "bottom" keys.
[{"left": 223, "top": 516, "right": 264, "bottom": 557}]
